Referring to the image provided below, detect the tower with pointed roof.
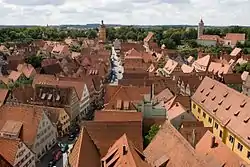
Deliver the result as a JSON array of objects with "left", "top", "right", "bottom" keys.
[
  {"left": 198, "top": 19, "right": 204, "bottom": 39},
  {"left": 98, "top": 20, "right": 106, "bottom": 43}
]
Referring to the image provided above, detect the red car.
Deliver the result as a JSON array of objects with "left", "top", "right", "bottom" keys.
[{"left": 53, "top": 150, "right": 62, "bottom": 161}]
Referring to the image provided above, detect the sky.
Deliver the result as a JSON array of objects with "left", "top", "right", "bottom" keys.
[{"left": 0, "top": 0, "right": 249, "bottom": 26}]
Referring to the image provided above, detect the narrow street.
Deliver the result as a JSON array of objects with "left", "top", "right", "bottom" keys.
[{"left": 36, "top": 136, "right": 76, "bottom": 167}]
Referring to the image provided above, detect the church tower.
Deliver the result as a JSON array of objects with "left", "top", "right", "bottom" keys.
[
  {"left": 198, "top": 19, "right": 204, "bottom": 39},
  {"left": 98, "top": 20, "right": 106, "bottom": 43}
]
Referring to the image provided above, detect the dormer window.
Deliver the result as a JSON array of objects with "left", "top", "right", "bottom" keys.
[
  {"left": 201, "top": 99, "right": 206, "bottom": 103},
  {"left": 223, "top": 92, "right": 228, "bottom": 98},
  {"left": 212, "top": 95, "right": 216, "bottom": 101},
  {"left": 200, "top": 88, "right": 204, "bottom": 93},
  {"left": 218, "top": 99, "right": 223, "bottom": 105},
  {"left": 244, "top": 117, "right": 250, "bottom": 123},
  {"left": 234, "top": 111, "right": 240, "bottom": 116},
  {"left": 226, "top": 105, "right": 231, "bottom": 110},
  {"left": 206, "top": 92, "right": 210, "bottom": 96},
  {"left": 213, "top": 108, "right": 218, "bottom": 113},
  {"left": 210, "top": 85, "right": 215, "bottom": 90},
  {"left": 240, "top": 101, "right": 247, "bottom": 108}
]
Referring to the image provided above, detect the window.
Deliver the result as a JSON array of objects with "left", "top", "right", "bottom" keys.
[
  {"left": 247, "top": 151, "right": 250, "bottom": 160},
  {"left": 237, "top": 143, "right": 243, "bottom": 151},
  {"left": 198, "top": 108, "right": 201, "bottom": 113},
  {"left": 229, "top": 135, "right": 234, "bottom": 143},
  {"left": 208, "top": 117, "right": 212, "bottom": 123},
  {"left": 193, "top": 104, "right": 196, "bottom": 109},
  {"left": 219, "top": 130, "right": 223, "bottom": 138},
  {"left": 215, "top": 122, "right": 218, "bottom": 129},
  {"left": 203, "top": 112, "right": 206, "bottom": 118}
]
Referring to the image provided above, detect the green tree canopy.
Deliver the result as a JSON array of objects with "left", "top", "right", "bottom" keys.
[{"left": 144, "top": 124, "right": 160, "bottom": 146}]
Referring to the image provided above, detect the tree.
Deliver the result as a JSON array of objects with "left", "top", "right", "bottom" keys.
[
  {"left": 144, "top": 124, "right": 160, "bottom": 146},
  {"left": 161, "top": 38, "right": 176, "bottom": 49},
  {"left": 126, "top": 31, "right": 137, "bottom": 41},
  {"left": 170, "top": 31, "right": 182, "bottom": 45},
  {"left": 25, "top": 55, "right": 44, "bottom": 68},
  {"left": 243, "top": 48, "right": 249, "bottom": 54},
  {"left": 187, "top": 39, "right": 198, "bottom": 48},
  {"left": 86, "top": 29, "right": 97, "bottom": 39}
]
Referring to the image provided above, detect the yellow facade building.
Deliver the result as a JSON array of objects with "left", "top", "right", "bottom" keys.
[{"left": 191, "top": 76, "right": 250, "bottom": 164}]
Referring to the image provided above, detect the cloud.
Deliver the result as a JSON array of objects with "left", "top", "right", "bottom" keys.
[
  {"left": 2, "top": 0, "right": 66, "bottom": 6},
  {"left": 0, "top": 0, "right": 249, "bottom": 25}
]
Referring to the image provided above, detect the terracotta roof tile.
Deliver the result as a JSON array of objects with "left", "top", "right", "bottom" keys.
[
  {"left": 154, "top": 88, "right": 174, "bottom": 103},
  {"left": 41, "top": 63, "right": 63, "bottom": 75},
  {"left": 69, "top": 128, "right": 100, "bottom": 167},
  {"left": 222, "top": 73, "right": 242, "bottom": 84},
  {"left": 208, "top": 62, "right": 232, "bottom": 75},
  {"left": 192, "top": 55, "right": 211, "bottom": 72},
  {"left": 167, "top": 102, "right": 188, "bottom": 121},
  {"left": 0, "top": 105, "right": 43, "bottom": 146},
  {"left": 33, "top": 74, "right": 85, "bottom": 100},
  {"left": 121, "top": 43, "right": 145, "bottom": 53},
  {"left": 225, "top": 33, "right": 246, "bottom": 45},
  {"left": 192, "top": 77, "right": 250, "bottom": 147},
  {"left": 125, "top": 48, "right": 143, "bottom": 59},
  {"left": 144, "top": 121, "right": 214, "bottom": 167},
  {"left": 17, "top": 63, "right": 36, "bottom": 78},
  {"left": 196, "top": 131, "right": 248, "bottom": 167},
  {"left": 0, "top": 76, "right": 11, "bottom": 85},
  {"left": 94, "top": 111, "right": 142, "bottom": 122},
  {"left": 8, "top": 71, "right": 22, "bottom": 82},
  {"left": 0, "top": 89, "right": 8, "bottom": 105},
  {"left": 144, "top": 32, "right": 154, "bottom": 43},
  {"left": 163, "top": 59, "right": 178, "bottom": 75},
  {"left": 104, "top": 85, "right": 150, "bottom": 109},
  {"left": 0, "top": 138, "right": 19, "bottom": 165},
  {"left": 41, "top": 59, "right": 58, "bottom": 67},
  {"left": 179, "top": 122, "right": 212, "bottom": 147},
  {"left": 81, "top": 120, "right": 143, "bottom": 157},
  {"left": 181, "top": 64, "right": 194, "bottom": 73},
  {"left": 101, "top": 134, "right": 150, "bottom": 167},
  {"left": 199, "top": 35, "right": 220, "bottom": 41},
  {"left": 230, "top": 47, "right": 242, "bottom": 56}
]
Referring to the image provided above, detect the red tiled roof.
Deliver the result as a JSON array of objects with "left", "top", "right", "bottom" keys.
[
  {"left": 196, "top": 131, "right": 248, "bottom": 167},
  {"left": 82, "top": 120, "right": 143, "bottom": 157},
  {"left": 101, "top": 134, "right": 150, "bottom": 167},
  {"left": 69, "top": 128, "right": 100, "bottom": 167},
  {"left": 94, "top": 111, "right": 142, "bottom": 122},
  {"left": 144, "top": 32, "right": 154, "bottom": 43},
  {"left": 0, "top": 89, "right": 8, "bottom": 105},
  {"left": 104, "top": 85, "right": 150, "bottom": 109},
  {"left": 0, "top": 105, "right": 43, "bottom": 146},
  {"left": 0, "top": 138, "right": 19, "bottom": 165},
  {"left": 192, "top": 77, "right": 250, "bottom": 147},
  {"left": 225, "top": 33, "right": 246, "bottom": 45},
  {"left": 199, "top": 35, "right": 220, "bottom": 41},
  {"left": 144, "top": 121, "right": 216, "bottom": 167},
  {"left": 41, "top": 59, "right": 58, "bottom": 67}
]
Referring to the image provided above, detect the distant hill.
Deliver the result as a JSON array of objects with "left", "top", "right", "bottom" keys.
[{"left": 0, "top": 24, "right": 249, "bottom": 29}]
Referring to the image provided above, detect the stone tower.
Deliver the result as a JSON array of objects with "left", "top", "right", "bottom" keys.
[
  {"left": 98, "top": 20, "right": 106, "bottom": 43},
  {"left": 198, "top": 19, "right": 204, "bottom": 39}
]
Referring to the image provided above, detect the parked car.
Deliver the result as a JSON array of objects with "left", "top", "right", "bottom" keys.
[
  {"left": 58, "top": 142, "right": 69, "bottom": 153},
  {"left": 53, "top": 150, "right": 62, "bottom": 161},
  {"left": 48, "top": 159, "right": 56, "bottom": 167},
  {"left": 68, "top": 133, "right": 76, "bottom": 141}
]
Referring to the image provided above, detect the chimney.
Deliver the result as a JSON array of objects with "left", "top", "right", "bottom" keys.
[
  {"left": 150, "top": 83, "right": 155, "bottom": 100},
  {"left": 191, "top": 129, "right": 196, "bottom": 147},
  {"left": 123, "top": 145, "right": 128, "bottom": 155},
  {"left": 211, "top": 136, "right": 216, "bottom": 148}
]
